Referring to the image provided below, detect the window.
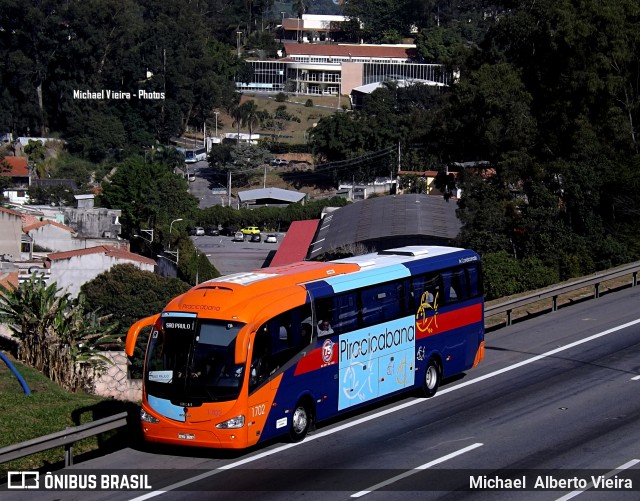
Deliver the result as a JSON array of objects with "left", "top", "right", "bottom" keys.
[
  {"left": 409, "top": 273, "right": 439, "bottom": 311},
  {"left": 316, "top": 292, "right": 359, "bottom": 335},
  {"left": 250, "top": 304, "right": 312, "bottom": 393},
  {"left": 361, "top": 282, "right": 402, "bottom": 327}
]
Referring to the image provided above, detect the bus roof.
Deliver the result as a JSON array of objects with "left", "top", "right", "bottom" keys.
[
  {"left": 164, "top": 260, "right": 360, "bottom": 319},
  {"left": 163, "top": 246, "right": 479, "bottom": 319},
  {"left": 303, "top": 246, "right": 478, "bottom": 297}
]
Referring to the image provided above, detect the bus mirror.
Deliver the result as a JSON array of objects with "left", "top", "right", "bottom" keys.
[
  {"left": 126, "top": 315, "right": 159, "bottom": 356},
  {"left": 234, "top": 328, "right": 249, "bottom": 364}
]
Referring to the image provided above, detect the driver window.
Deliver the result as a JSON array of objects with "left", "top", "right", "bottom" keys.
[{"left": 249, "top": 328, "right": 270, "bottom": 393}]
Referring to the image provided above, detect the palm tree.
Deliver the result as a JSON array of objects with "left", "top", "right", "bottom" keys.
[
  {"left": 231, "top": 102, "right": 247, "bottom": 143},
  {"left": 241, "top": 100, "right": 260, "bottom": 140},
  {"left": 0, "top": 276, "right": 118, "bottom": 392},
  {"left": 293, "top": 0, "right": 306, "bottom": 18}
]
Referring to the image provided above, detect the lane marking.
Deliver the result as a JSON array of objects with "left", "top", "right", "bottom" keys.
[
  {"left": 631, "top": 375, "right": 640, "bottom": 381},
  {"left": 130, "top": 317, "right": 640, "bottom": 500},
  {"left": 554, "top": 458, "right": 640, "bottom": 500},
  {"left": 350, "top": 442, "right": 483, "bottom": 497}
]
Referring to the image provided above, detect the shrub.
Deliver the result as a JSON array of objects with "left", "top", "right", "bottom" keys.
[
  {"left": 275, "top": 92, "right": 287, "bottom": 102},
  {"left": 305, "top": 99, "right": 314, "bottom": 107}
]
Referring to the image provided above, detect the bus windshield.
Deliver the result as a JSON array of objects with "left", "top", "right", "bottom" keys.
[{"left": 145, "top": 316, "right": 246, "bottom": 403}]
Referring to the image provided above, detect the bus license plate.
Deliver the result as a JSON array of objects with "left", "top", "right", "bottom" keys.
[{"left": 178, "top": 433, "right": 195, "bottom": 440}]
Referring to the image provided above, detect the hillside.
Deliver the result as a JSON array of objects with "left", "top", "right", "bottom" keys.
[{"left": 186, "top": 94, "right": 344, "bottom": 145}]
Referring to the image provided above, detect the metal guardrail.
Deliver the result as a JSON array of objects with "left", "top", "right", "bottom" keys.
[
  {"left": 2, "top": 261, "right": 639, "bottom": 467},
  {"left": 485, "top": 261, "right": 640, "bottom": 325},
  {"left": 0, "top": 412, "right": 128, "bottom": 467}
]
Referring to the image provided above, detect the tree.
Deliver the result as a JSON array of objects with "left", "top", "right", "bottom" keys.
[
  {"left": 80, "top": 264, "right": 191, "bottom": 338},
  {"left": 241, "top": 100, "right": 260, "bottom": 139},
  {"left": 100, "top": 157, "right": 198, "bottom": 235},
  {"left": 81, "top": 264, "right": 192, "bottom": 377},
  {"left": 0, "top": 275, "right": 118, "bottom": 392}
]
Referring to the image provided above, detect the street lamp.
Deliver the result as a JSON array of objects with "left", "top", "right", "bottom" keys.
[
  {"left": 214, "top": 111, "right": 219, "bottom": 137},
  {"left": 169, "top": 218, "right": 183, "bottom": 249},
  {"left": 280, "top": 12, "right": 285, "bottom": 42},
  {"left": 158, "top": 249, "right": 179, "bottom": 265},
  {"left": 236, "top": 31, "right": 242, "bottom": 57},
  {"left": 133, "top": 229, "right": 154, "bottom": 244}
]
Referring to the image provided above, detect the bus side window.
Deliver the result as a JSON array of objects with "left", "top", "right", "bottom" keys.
[
  {"left": 315, "top": 297, "right": 334, "bottom": 337},
  {"left": 441, "top": 271, "right": 461, "bottom": 304},
  {"left": 411, "top": 274, "right": 438, "bottom": 310},
  {"left": 361, "top": 282, "right": 402, "bottom": 327},
  {"left": 466, "top": 264, "right": 480, "bottom": 297},
  {"left": 332, "top": 292, "right": 359, "bottom": 334}
]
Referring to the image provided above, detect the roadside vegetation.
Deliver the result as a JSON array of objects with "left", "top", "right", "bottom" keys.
[{"left": 0, "top": 354, "right": 136, "bottom": 481}]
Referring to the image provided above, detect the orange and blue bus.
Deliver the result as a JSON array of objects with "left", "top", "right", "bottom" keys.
[{"left": 126, "top": 246, "right": 484, "bottom": 449}]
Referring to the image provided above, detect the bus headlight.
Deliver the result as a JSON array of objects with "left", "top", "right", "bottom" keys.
[
  {"left": 140, "top": 409, "right": 159, "bottom": 423},
  {"left": 216, "top": 415, "right": 245, "bottom": 429}
]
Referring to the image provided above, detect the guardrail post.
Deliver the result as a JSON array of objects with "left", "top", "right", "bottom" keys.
[
  {"left": 64, "top": 443, "right": 74, "bottom": 466},
  {"left": 506, "top": 309, "right": 512, "bottom": 326},
  {"left": 633, "top": 272, "right": 638, "bottom": 287},
  {"left": 552, "top": 295, "right": 558, "bottom": 312},
  {"left": 594, "top": 283, "right": 600, "bottom": 299}
]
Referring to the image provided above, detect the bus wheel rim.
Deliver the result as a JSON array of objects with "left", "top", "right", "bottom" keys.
[
  {"left": 426, "top": 365, "right": 437, "bottom": 389},
  {"left": 292, "top": 406, "right": 307, "bottom": 434}
]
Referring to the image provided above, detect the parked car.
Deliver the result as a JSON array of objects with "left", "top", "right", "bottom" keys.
[
  {"left": 270, "top": 158, "right": 289, "bottom": 167},
  {"left": 206, "top": 227, "right": 220, "bottom": 236},
  {"left": 250, "top": 233, "right": 261, "bottom": 242},
  {"left": 220, "top": 227, "right": 236, "bottom": 236},
  {"left": 241, "top": 226, "right": 261, "bottom": 235},
  {"left": 233, "top": 231, "right": 245, "bottom": 241},
  {"left": 187, "top": 173, "right": 196, "bottom": 182},
  {"left": 194, "top": 226, "right": 205, "bottom": 236},
  {"left": 265, "top": 234, "right": 278, "bottom": 243}
]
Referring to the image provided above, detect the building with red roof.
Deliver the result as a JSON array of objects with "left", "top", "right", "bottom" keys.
[
  {"left": 1, "top": 156, "right": 31, "bottom": 205},
  {"left": 239, "top": 18, "right": 449, "bottom": 98}
]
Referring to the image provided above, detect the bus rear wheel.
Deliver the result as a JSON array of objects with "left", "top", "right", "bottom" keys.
[
  {"left": 422, "top": 358, "right": 440, "bottom": 398},
  {"left": 289, "top": 401, "right": 311, "bottom": 442}
]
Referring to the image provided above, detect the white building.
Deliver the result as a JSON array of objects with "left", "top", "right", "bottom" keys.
[
  {"left": 46, "top": 246, "right": 156, "bottom": 298},
  {"left": 0, "top": 206, "right": 23, "bottom": 261}
]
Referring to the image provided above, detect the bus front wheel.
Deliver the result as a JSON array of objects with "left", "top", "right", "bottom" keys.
[
  {"left": 289, "top": 401, "right": 312, "bottom": 442},
  {"left": 422, "top": 358, "right": 440, "bottom": 398}
]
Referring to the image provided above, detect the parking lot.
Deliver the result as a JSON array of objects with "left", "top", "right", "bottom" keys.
[
  {"left": 193, "top": 232, "right": 284, "bottom": 275},
  {"left": 186, "top": 160, "right": 284, "bottom": 275}
]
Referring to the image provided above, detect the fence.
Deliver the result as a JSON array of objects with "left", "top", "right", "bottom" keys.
[
  {"left": 485, "top": 260, "right": 640, "bottom": 326},
  {"left": 0, "top": 412, "right": 128, "bottom": 467}
]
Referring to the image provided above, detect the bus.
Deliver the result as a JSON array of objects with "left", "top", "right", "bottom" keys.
[
  {"left": 126, "top": 246, "right": 484, "bottom": 449},
  {"left": 184, "top": 146, "right": 207, "bottom": 163}
]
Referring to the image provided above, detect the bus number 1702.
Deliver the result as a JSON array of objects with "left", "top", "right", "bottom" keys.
[{"left": 252, "top": 404, "right": 266, "bottom": 417}]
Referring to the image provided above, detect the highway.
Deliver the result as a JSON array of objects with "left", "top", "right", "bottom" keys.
[{"left": 4, "top": 284, "right": 640, "bottom": 500}]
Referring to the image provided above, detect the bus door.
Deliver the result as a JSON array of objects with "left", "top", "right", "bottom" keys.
[{"left": 246, "top": 303, "right": 314, "bottom": 441}]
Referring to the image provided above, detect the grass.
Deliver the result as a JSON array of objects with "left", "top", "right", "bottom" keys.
[
  {"left": 186, "top": 93, "right": 342, "bottom": 145},
  {"left": 0, "top": 352, "right": 139, "bottom": 481}
]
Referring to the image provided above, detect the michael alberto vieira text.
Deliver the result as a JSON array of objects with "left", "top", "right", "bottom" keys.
[{"left": 470, "top": 475, "right": 633, "bottom": 490}]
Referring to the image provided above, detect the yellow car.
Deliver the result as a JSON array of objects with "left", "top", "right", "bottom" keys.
[{"left": 240, "top": 226, "right": 261, "bottom": 235}]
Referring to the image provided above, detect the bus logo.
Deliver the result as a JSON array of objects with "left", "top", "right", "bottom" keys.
[{"left": 322, "top": 339, "right": 334, "bottom": 364}]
